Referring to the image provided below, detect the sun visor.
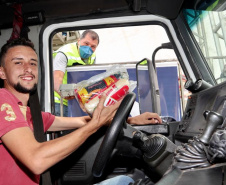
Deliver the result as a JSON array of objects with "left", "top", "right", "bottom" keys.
[{"left": 145, "top": 0, "right": 184, "bottom": 19}]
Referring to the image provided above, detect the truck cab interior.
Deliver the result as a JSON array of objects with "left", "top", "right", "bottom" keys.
[{"left": 0, "top": 0, "right": 226, "bottom": 185}]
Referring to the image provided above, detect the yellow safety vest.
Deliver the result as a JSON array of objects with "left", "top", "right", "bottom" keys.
[{"left": 53, "top": 42, "right": 96, "bottom": 105}]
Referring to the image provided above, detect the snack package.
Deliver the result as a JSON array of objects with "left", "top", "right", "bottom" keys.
[{"left": 74, "top": 65, "right": 136, "bottom": 116}]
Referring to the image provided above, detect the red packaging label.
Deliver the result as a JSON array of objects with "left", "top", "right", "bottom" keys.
[{"left": 104, "top": 85, "right": 129, "bottom": 107}]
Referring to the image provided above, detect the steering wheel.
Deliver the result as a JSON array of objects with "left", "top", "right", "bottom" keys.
[{"left": 92, "top": 92, "right": 136, "bottom": 177}]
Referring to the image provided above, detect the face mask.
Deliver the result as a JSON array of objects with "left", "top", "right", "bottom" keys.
[{"left": 79, "top": 45, "right": 93, "bottom": 59}]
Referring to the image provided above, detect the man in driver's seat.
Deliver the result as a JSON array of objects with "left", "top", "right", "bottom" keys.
[{"left": 0, "top": 38, "right": 162, "bottom": 185}]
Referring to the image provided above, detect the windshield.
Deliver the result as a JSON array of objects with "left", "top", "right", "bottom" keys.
[{"left": 183, "top": 8, "right": 226, "bottom": 84}]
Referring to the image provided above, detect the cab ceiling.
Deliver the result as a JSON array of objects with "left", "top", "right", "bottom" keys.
[
  {"left": 1, "top": 0, "right": 128, "bottom": 29},
  {"left": 0, "top": 0, "right": 206, "bottom": 29}
]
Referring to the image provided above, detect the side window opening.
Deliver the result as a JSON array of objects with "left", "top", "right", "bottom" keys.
[{"left": 51, "top": 25, "right": 188, "bottom": 121}]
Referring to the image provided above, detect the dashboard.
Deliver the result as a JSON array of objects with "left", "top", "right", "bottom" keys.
[{"left": 175, "top": 81, "right": 226, "bottom": 142}]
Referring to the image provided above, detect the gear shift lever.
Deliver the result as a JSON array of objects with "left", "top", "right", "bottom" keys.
[
  {"left": 198, "top": 111, "right": 223, "bottom": 144},
  {"left": 174, "top": 110, "right": 223, "bottom": 170}
]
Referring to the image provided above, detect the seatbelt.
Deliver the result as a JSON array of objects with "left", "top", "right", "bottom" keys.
[
  {"left": 8, "top": 3, "right": 23, "bottom": 42},
  {"left": 29, "top": 90, "right": 52, "bottom": 185}
]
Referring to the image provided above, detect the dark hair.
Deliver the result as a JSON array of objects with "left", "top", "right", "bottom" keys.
[
  {"left": 80, "top": 30, "right": 100, "bottom": 44},
  {"left": 0, "top": 38, "right": 35, "bottom": 67}
]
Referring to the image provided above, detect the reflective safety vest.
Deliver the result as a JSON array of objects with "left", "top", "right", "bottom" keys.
[{"left": 53, "top": 42, "right": 96, "bottom": 106}]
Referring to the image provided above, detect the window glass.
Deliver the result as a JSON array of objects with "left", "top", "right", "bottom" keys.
[
  {"left": 183, "top": 9, "right": 226, "bottom": 84},
  {"left": 52, "top": 25, "right": 186, "bottom": 120},
  {"left": 52, "top": 25, "right": 176, "bottom": 64}
]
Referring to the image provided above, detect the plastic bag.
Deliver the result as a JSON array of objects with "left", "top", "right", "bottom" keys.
[{"left": 74, "top": 65, "right": 136, "bottom": 116}]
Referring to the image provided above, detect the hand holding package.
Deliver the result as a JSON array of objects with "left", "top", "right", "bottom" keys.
[{"left": 74, "top": 65, "right": 136, "bottom": 115}]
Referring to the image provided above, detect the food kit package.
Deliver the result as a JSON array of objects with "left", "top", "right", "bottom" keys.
[{"left": 74, "top": 65, "right": 136, "bottom": 116}]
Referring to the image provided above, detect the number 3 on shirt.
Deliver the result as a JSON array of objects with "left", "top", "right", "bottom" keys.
[{"left": 1, "top": 103, "right": 16, "bottom": 121}]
